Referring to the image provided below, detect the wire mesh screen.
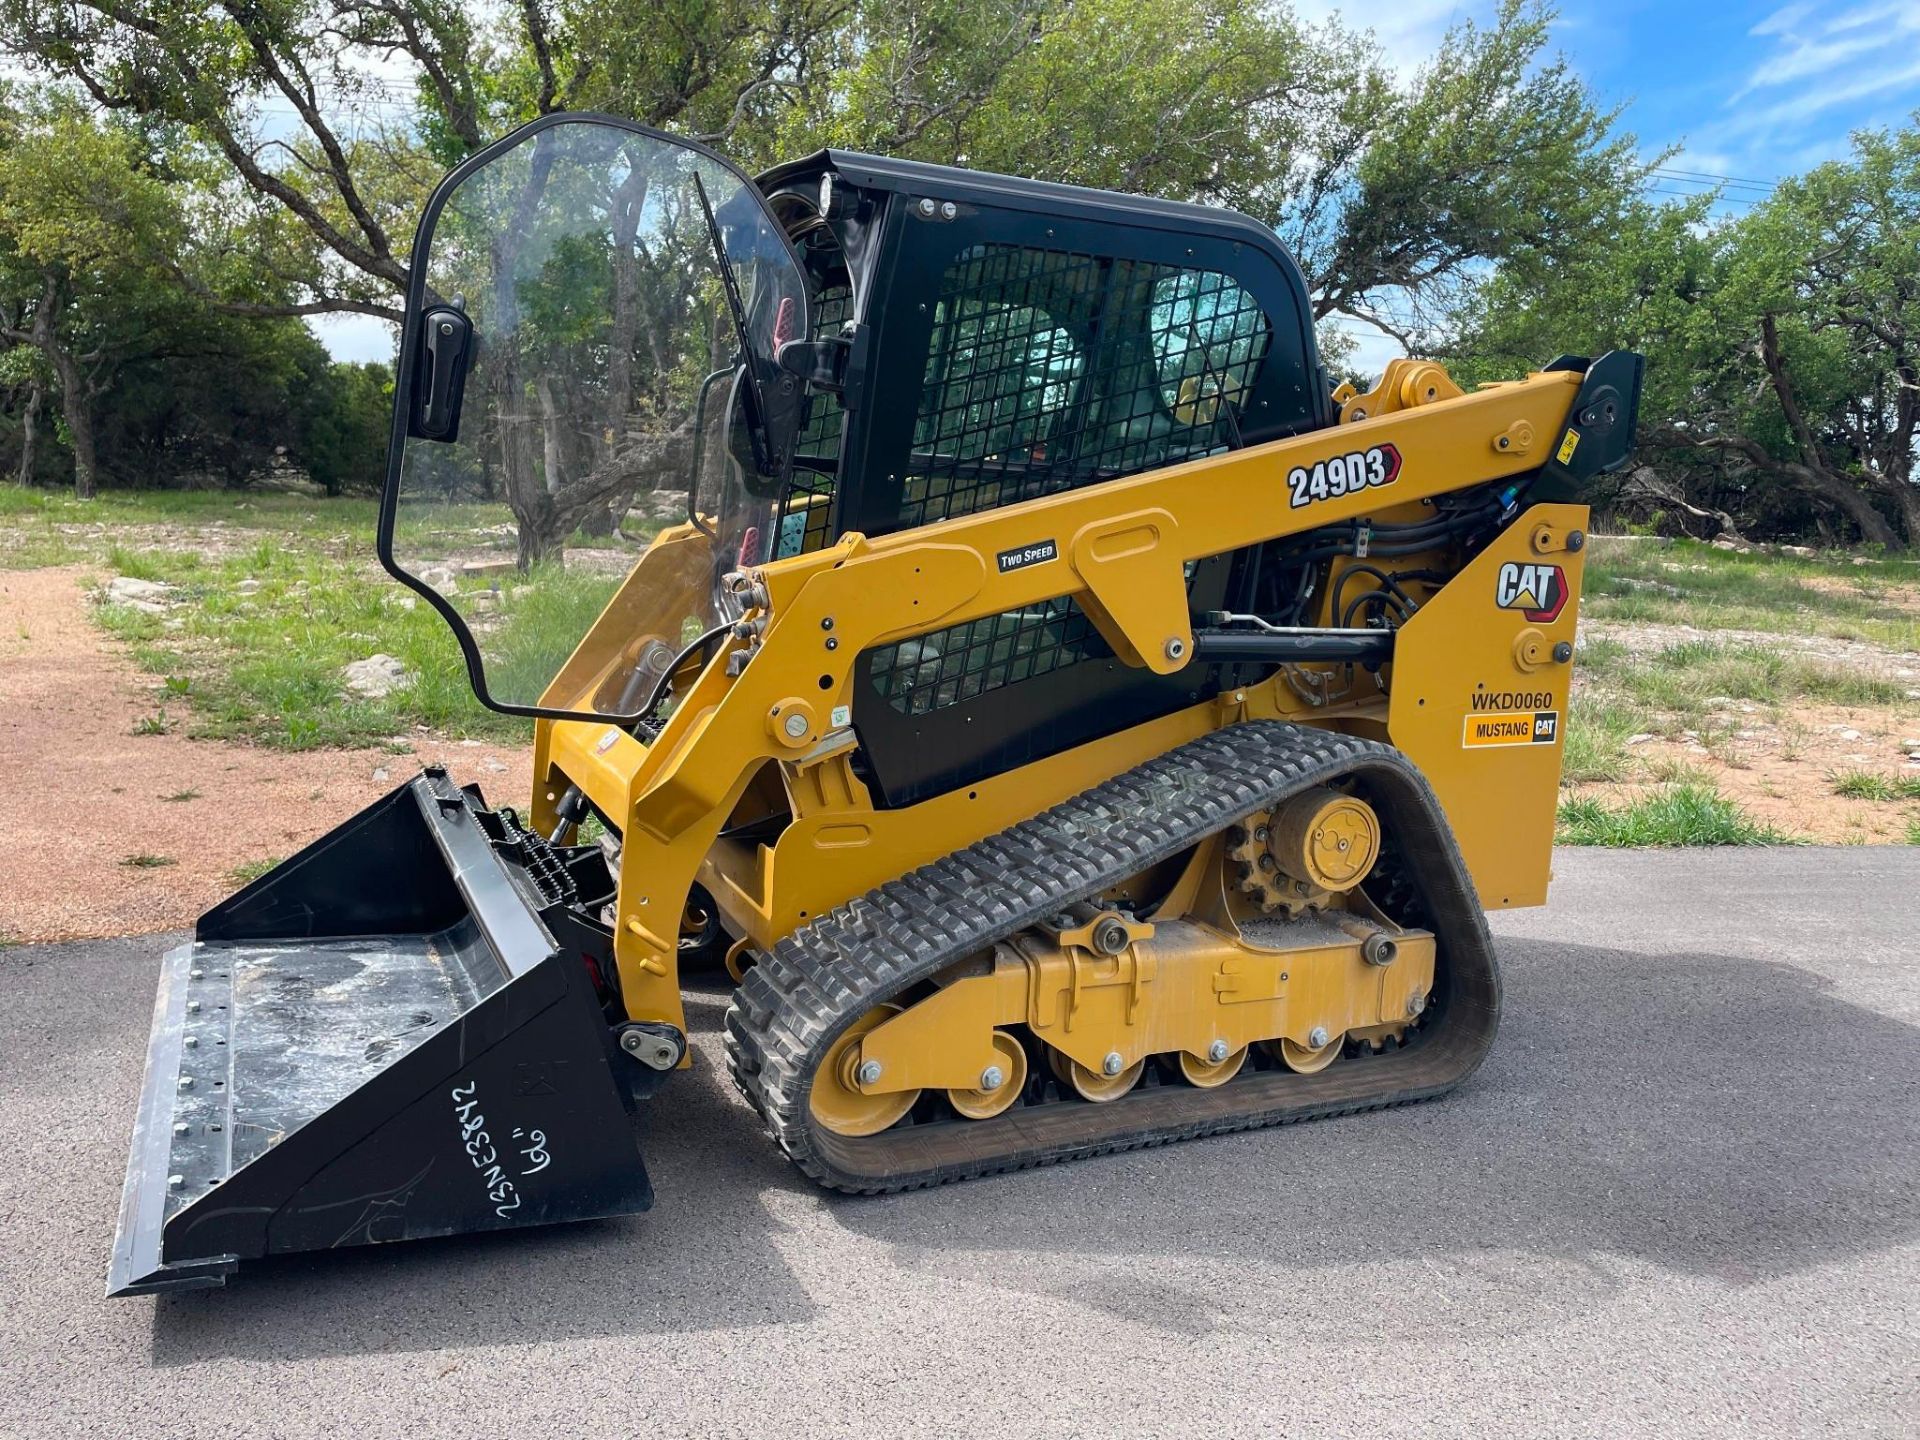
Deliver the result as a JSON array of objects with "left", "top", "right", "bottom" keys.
[
  {"left": 902, "top": 245, "right": 1268, "bottom": 527},
  {"left": 775, "top": 282, "right": 854, "bottom": 559},
  {"left": 871, "top": 243, "right": 1270, "bottom": 716},
  {"left": 868, "top": 598, "right": 1103, "bottom": 715}
]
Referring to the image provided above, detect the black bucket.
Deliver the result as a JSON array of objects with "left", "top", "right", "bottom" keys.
[{"left": 107, "top": 768, "right": 652, "bottom": 1297}]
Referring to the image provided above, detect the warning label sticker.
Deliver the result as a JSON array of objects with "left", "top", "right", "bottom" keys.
[{"left": 1463, "top": 710, "right": 1560, "bottom": 748}]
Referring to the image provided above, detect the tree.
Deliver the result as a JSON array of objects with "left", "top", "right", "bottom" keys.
[
  {"left": 1715, "top": 127, "right": 1920, "bottom": 549},
  {"left": 0, "top": 101, "right": 194, "bottom": 496},
  {"left": 1448, "top": 120, "right": 1920, "bottom": 550},
  {"left": 780, "top": 0, "right": 1644, "bottom": 352},
  {"left": 294, "top": 358, "right": 391, "bottom": 494}
]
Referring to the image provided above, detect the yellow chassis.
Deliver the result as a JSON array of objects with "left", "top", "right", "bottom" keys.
[{"left": 527, "top": 360, "right": 1590, "bottom": 1042}]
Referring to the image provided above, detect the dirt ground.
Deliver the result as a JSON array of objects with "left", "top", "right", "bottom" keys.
[
  {"left": 0, "top": 567, "right": 532, "bottom": 944},
  {"left": 1569, "top": 618, "right": 1920, "bottom": 844},
  {"left": 1573, "top": 704, "right": 1920, "bottom": 843}
]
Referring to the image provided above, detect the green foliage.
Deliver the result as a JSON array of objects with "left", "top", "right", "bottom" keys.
[
  {"left": 0, "top": 98, "right": 389, "bottom": 496},
  {"left": 1451, "top": 121, "right": 1920, "bottom": 550},
  {"left": 228, "top": 857, "right": 282, "bottom": 886},
  {"left": 1560, "top": 693, "right": 1641, "bottom": 784},
  {"left": 293, "top": 359, "right": 391, "bottom": 494},
  {"left": 1830, "top": 771, "right": 1920, "bottom": 802},
  {"left": 1556, "top": 785, "right": 1792, "bottom": 847}
]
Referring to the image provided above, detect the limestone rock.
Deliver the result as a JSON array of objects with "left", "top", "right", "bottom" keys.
[{"left": 342, "top": 654, "right": 413, "bottom": 699}]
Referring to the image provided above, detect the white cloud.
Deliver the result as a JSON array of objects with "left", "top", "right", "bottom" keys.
[
  {"left": 1750, "top": 3, "right": 1815, "bottom": 38},
  {"left": 1728, "top": 0, "right": 1920, "bottom": 99},
  {"left": 1290, "top": 1, "right": 1501, "bottom": 78},
  {"left": 1678, "top": 0, "right": 1920, "bottom": 182},
  {"left": 1733, "top": 0, "right": 1920, "bottom": 100}
]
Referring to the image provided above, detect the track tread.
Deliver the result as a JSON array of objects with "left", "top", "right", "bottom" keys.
[{"left": 724, "top": 720, "right": 1499, "bottom": 1192}]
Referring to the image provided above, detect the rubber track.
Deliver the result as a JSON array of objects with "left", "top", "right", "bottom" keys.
[{"left": 723, "top": 720, "right": 1500, "bottom": 1193}]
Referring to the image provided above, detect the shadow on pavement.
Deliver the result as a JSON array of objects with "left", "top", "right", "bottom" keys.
[{"left": 821, "top": 941, "right": 1920, "bottom": 1338}]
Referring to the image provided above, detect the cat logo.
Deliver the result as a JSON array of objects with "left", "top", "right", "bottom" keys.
[{"left": 1495, "top": 561, "right": 1568, "bottom": 622}]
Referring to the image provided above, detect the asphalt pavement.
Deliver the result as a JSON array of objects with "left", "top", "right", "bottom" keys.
[{"left": 1, "top": 848, "right": 1915, "bottom": 1438}]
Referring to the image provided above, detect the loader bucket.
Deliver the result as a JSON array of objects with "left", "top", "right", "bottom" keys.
[{"left": 107, "top": 767, "right": 652, "bottom": 1297}]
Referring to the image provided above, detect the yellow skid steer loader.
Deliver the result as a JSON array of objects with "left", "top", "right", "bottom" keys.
[{"left": 108, "top": 114, "right": 1640, "bottom": 1295}]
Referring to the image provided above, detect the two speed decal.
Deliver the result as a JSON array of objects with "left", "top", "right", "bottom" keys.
[
  {"left": 1287, "top": 443, "right": 1401, "bottom": 509},
  {"left": 996, "top": 538, "right": 1058, "bottom": 573}
]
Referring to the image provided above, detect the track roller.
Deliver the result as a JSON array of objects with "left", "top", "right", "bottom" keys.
[
  {"left": 1175, "top": 1045, "right": 1248, "bottom": 1088},
  {"left": 1268, "top": 1030, "right": 1345, "bottom": 1074},
  {"left": 1049, "top": 1048, "right": 1145, "bottom": 1102},
  {"left": 946, "top": 1030, "right": 1028, "bottom": 1121},
  {"left": 809, "top": 1005, "right": 921, "bottom": 1137}
]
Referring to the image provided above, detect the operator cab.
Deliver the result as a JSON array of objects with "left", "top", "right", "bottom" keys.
[{"left": 753, "top": 151, "right": 1333, "bottom": 802}]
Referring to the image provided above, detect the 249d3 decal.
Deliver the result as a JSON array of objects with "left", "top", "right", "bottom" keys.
[{"left": 1287, "top": 442, "right": 1401, "bottom": 508}]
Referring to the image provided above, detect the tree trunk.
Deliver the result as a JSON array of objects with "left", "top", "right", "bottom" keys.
[
  {"left": 1882, "top": 481, "right": 1920, "bottom": 553},
  {"left": 67, "top": 402, "right": 99, "bottom": 500},
  {"left": 1809, "top": 470, "right": 1899, "bottom": 550},
  {"left": 46, "top": 344, "right": 98, "bottom": 499},
  {"left": 15, "top": 379, "right": 40, "bottom": 485},
  {"left": 498, "top": 374, "right": 568, "bottom": 570}
]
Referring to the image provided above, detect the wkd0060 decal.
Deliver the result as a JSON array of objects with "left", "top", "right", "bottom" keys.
[
  {"left": 1287, "top": 443, "right": 1401, "bottom": 509},
  {"left": 1494, "top": 561, "right": 1568, "bottom": 622}
]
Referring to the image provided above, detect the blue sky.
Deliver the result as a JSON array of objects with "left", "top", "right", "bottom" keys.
[
  {"left": 312, "top": 1, "right": 1920, "bottom": 365},
  {"left": 1302, "top": 0, "right": 1920, "bottom": 197}
]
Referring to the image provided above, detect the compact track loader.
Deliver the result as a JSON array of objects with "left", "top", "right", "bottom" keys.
[{"left": 109, "top": 114, "right": 1642, "bottom": 1295}]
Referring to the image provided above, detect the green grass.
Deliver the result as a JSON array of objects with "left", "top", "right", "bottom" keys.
[
  {"left": 160, "top": 788, "right": 202, "bottom": 802},
  {"left": 1830, "top": 769, "right": 1920, "bottom": 801},
  {"left": 1907, "top": 817, "right": 1920, "bottom": 846},
  {"left": 477, "top": 563, "right": 625, "bottom": 706},
  {"left": 1562, "top": 627, "right": 1915, "bottom": 771},
  {"left": 120, "top": 853, "right": 176, "bottom": 868},
  {"left": 1581, "top": 635, "right": 1908, "bottom": 710},
  {"left": 0, "top": 486, "right": 644, "bottom": 749},
  {"left": 1556, "top": 783, "right": 1794, "bottom": 846},
  {"left": 227, "top": 857, "right": 281, "bottom": 885},
  {"left": 0, "top": 486, "right": 390, "bottom": 568},
  {"left": 80, "top": 530, "right": 532, "bottom": 750},
  {"left": 1584, "top": 537, "right": 1920, "bottom": 651},
  {"left": 1560, "top": 692, "right": 1641, "bottom": 783}
]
